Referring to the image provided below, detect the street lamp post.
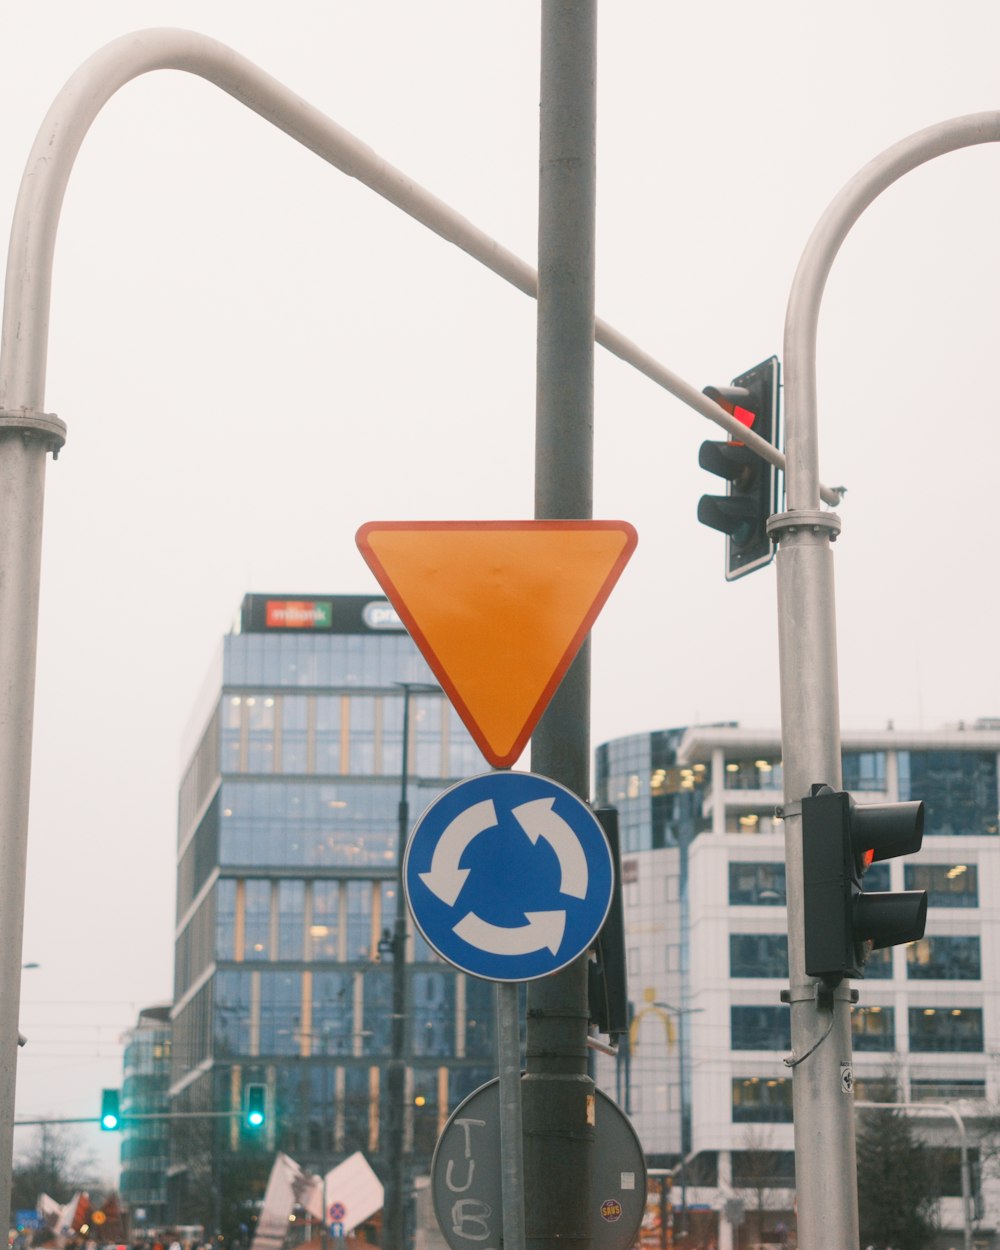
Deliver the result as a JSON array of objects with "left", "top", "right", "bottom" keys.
[
  {"left": 384, "top": 681, "right": 440, "bottom": 1250},
  {"left": 653, "top": 1002, "right": 703, "bottom": 1241}
]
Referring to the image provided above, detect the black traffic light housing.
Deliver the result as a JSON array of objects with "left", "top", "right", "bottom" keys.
[
  {"left": 244, "top": 1082, "right": 267, "bottom": 1130},
  {"left": 587, "top": 806, "right": 628, "bottom": 1039},
  {"left": 802, "top": 784, "right": 927, "bottom": 984},
  {"left": 698, "top": 356, "right": 781, "bottom": 580},
  {"left": 100, "top": 1088, "right": 121, "bottom": 1131}
]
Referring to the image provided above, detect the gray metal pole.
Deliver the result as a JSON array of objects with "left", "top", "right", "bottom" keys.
[
  {"left": 775, "top": 110, "right": 1000, "bottom": 1250},
  {"left": 523, "top": 4, "right": 597, "bottom": 1250},
  {"left": 496, "top": 983, "right": 526, "bottom": 1250},
  {"left": 0, "top": 415, "right": 64, "bottom": 1232}
]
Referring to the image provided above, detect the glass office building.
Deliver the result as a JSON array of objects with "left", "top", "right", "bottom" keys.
[
  {"left": 594, "top": 720, "right": 1000, "bottom": 1250},
  {"left": 120, "top": 1004, "right": 172, "bottom": 1229},
  {"left": 167, "top": 593, "right": 495, "bottom": 1224}
]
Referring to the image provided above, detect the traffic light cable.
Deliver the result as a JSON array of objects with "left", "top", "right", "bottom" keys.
[{"left": 780, "top": 983, "right": 858, "bottom": 1069}]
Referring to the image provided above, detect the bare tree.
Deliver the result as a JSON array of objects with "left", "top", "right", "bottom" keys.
[{"left": 10, "top": 1122, "right": 97, "bottom": 1218}]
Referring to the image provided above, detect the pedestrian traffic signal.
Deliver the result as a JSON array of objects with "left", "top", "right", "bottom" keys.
[
  {"left": 100, "top": 1088, "right": 121, "bottom": 1131},
  {"left": 244, "top": 1083, "right": 267, "bottom": 1130},
  {"left": 698, "top": 356, "right": 781, "bottom": 580},
  {"left": 802, "top": 784, "right": 927, "bottom": 984}
]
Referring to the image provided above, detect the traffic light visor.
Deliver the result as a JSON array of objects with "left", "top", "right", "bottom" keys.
[
  {"left": 850, "top": 799, "right": 924, "bottom": 866},
  {"left": 854, "top": 889, "right": 927, "bottom": 949}
]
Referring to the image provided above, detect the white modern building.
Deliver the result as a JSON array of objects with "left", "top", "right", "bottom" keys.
[{"left": 593, "top": 719, "right": 1000, "bottom": 1250}]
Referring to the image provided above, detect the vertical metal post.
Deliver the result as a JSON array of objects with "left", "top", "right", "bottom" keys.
[
  {"left": 524, "top": 3, "right": 597, "bottom": 1250},
  {"left": 496, "top": 983, "right": 526, "bottom": 1250},
  {"left": 386, "top": 684, "right": 416, "bottom": 1250},
  {"left": 0, "top": 417, "right": 64, "bottom": 1228}
]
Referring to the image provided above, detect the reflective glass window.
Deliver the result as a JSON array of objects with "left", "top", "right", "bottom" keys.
[
  {"left": 215, "top": 878, "right": 237, "bottom": 959},
  {"left": 909, "top": 1007, "right": 984, "bottom": 1052},
  {"left": 246, "top": 696, "right": 276, "bottom": 773},
  {"left": 381, "top": 695, "right": 404, "bottom": 780},
  {"left": 312, "top": 970, "right": 355, "bottom": 1055},
  {"left": 448, "top": 704, "right": 483, "bottom": 778},
  {"left": 348, "top": 697, "right": 376, "bottom": 773},
  {"left": 342, "top": 1065, "right": 373, "bottom": 1155},
  {"left": 464, "top": 976, "right": 495, "bottom": 1060},
  {"left": 414, "top": 695, "right": 444, "bottom": 776},
  {"left": 259, "top": 971, "right": 301, "bottom": 1055},
  {"left": 214, "top": 969, "right": 252, "bottom": 1056},
  {"left": 730, "top": 1005, "right": 790, "bottom": 1050},
  {"left": 277, "top": 880, "right": 305, "bottom": 960},
  {"left": 906, "top": 935, "right": 981, "bottom": 980},
  {"left": 864, "top": 946, "right": 893, "bottom": 979},
  {"left": 723, "top": 758, "right": 783, "bottom": 790},
  {"left": 905, "top": 863, "right": 978, "bottom": 907},
  {"left": 311, "top": 881, "right": 341, "bottom": 960},
  {"left": 244, "top": 880, "right": 271, "bottom": 961},
  {"left": 281, "top": 696, "right": 309, "bottom": 775},
  {"left": 910, "top": 1079, "right": 985, "bottom": 1102},
  {"left": 851, "top": 1005, "right": 895, "bottom": 1051},
  {"left": 222, "top": 696, "right": 242, "bottom": 773},
  {"left": 732, "top": 1077, "right": 792, "bottom": 1122},
  {"left": 315, "top": 696, "right": 342, "bottom": 775},
  {"left": 346, "top": 881, "right": 374, "bottom": 960},
  {"left": 361, "top": 968, "right": 392, "bottom": 1056},
  {"left": 724, "top": 810, "right": 782, "bottom": 836},
  {"left": 729, "top": 863, "right": 786, "bottom": 906},
  {"left": 411, "top": 971, "right": 455, "bottom": 1057},
  {"left": 898, "top": 751, "right": 999, "bottom": 836},
  {"left": 863, "top": 863, "right": 891, "bottom": 891},
  {"left": 842, "top": 751, "right": 887, "bottom": 792},
  {"left": 729, "top": 934, "right": 788, "bottom": 978}
]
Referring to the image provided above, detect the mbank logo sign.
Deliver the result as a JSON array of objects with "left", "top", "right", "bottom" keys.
[{"left": 265, "top": 599, "right": 333, "bottom": 629}]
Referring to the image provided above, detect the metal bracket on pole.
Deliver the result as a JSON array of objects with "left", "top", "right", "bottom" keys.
[
  {"left": 767, "top": 509, "right": 842, "bottom": 544},
  {"left": 0, "top": 411, "right": 66, "bottom": 458}
]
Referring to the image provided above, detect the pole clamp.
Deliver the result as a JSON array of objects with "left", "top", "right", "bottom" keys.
[
  {"left": 766, "top": 509, "right": 842, "bottom": 542},
  {"left": 0, "top": 410, "right": 67, "bottom": 458}
]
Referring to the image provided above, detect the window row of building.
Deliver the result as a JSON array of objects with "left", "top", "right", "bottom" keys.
[
  {"left": 728, "top": 932, "right": 984, "bottom": 981},
  {"left": 728, "top": 860, "right": 980, "bottom": 907}
]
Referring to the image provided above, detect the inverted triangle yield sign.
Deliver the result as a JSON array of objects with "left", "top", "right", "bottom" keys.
[{"left": 356, "top": 520, "right": 638, "bottom": 768}]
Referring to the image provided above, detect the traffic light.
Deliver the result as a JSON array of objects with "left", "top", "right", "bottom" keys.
[
  {"left": 100, "top": 1088, "right": 120, "bottom": 1131},
  {"left": 587, "top": 807, "right": 629, "bottom": 1039},
  {"left": 698, "top": 355, "right": 781, "bottom": 580},
  {"left": 802, "top": 784, "right": 927, "bottom": 984},
  {"left": 244, "top": 1082, "right": 267, "bottom": 1130}
]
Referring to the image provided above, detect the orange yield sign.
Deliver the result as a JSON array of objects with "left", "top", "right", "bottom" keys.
[{"left": 355, "top": 520, "right": 638, "bottom": 769}]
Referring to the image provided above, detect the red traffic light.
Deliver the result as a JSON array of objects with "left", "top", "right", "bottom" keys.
[{"left": 802, "top": 785, "right": 927, "bottom": 983}]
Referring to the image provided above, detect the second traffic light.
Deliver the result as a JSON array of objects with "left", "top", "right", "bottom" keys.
[
  {"left": 100, "top": 1088, "right": 121, "bottom": 1131},
  {"left": 698, "top": 356, "right": 781, "bottom": 580},
  {"left": 802, "top": 784, "right": 927, "bottom": 984},
  {"left": 244, "top": 1082, "right": 267, "bottom": 1130}
]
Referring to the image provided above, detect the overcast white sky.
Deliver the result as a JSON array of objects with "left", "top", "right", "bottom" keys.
[{"left": 4, "top": 2, "right": 999, "bottom": 1183}]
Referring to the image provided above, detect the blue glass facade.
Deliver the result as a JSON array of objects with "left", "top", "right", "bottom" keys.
[{"left": 168, "top": 594, "right": 494, "bottom": 1225}]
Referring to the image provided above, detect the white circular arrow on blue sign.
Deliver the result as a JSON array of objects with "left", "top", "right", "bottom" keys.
[{"left": 404, "top": 771, "right": 614, "bottom": 981}]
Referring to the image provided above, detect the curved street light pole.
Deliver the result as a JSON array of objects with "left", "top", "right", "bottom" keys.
[{"left": 775, "top": 110, "right": 1000, "bottom": 1250}]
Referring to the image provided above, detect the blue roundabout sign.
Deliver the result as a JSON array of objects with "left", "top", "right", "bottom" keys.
[{"left": 403, "top": 770, "right": 614, "bottom": 981}]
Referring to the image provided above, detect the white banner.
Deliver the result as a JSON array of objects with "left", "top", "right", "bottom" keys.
[
  {"left": 250, "top": 1154, "right": 321, "bottom": 1250},
  {"left": 321, "top": 1152, "right": 384, "bottom": 1236}
]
